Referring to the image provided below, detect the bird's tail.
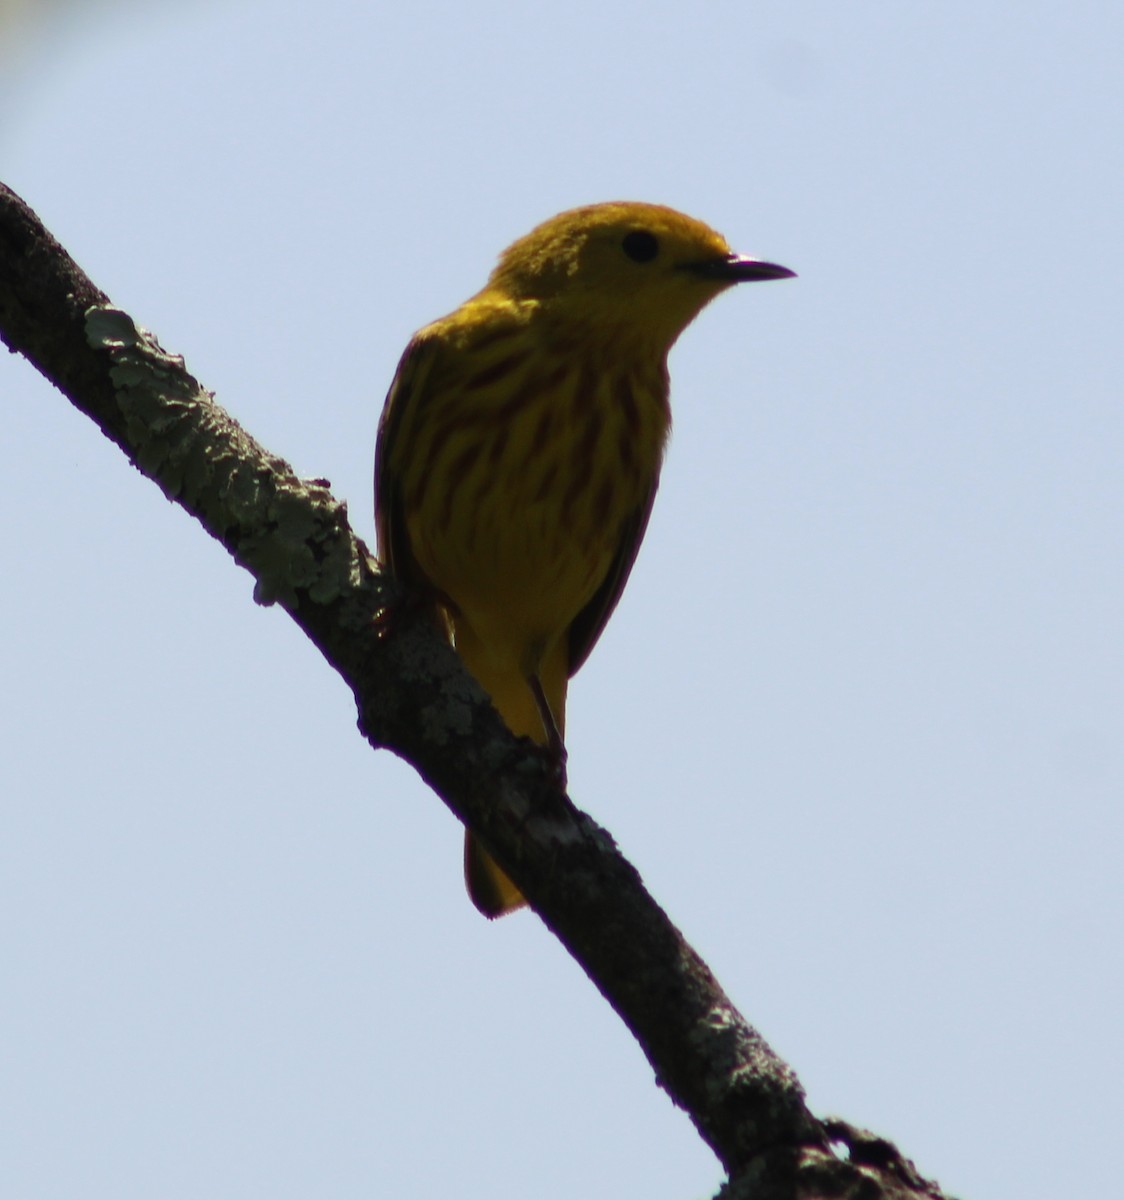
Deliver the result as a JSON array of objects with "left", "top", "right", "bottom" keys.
[
  {"left": 455, "top": 626, "right": 568, "bottom": 918},
  {"left": 464, "top": 832, "right": 525, "bottom": 918}
]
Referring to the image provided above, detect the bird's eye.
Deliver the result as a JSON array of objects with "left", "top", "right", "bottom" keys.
[{"left": 621, "top": 230, "right": 660, "bottom": 263}]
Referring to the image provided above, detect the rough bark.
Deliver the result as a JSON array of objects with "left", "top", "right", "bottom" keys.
[{"left": 0, "top": 182, "right": 952, "bottom": 1199}]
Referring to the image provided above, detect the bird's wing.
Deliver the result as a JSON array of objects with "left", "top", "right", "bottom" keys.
[
  {"left": 566, "top": 481, "right": 659, "bottom": 678},
  {"left": 374, "top": 332, "right": 440, "bottom": 592}
]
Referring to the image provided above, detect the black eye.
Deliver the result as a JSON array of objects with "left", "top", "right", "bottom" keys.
[{"left": 621, "top": 230, "right": 659, "bottom": 263}]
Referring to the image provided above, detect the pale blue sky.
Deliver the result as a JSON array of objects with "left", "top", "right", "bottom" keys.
[{"left": 2, "top": 4, "right": 1122, "bottom": 1198}]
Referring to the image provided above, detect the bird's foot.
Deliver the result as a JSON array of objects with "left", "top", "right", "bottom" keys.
[
  {"left": 528, "top": 673, "right": 568, "bottom": 790},
  {"left": 543, "top": 733, "right": 568, "bottom": 791},
  {"left": 372, "top": 586, "right": 446, "bottom": 643}
]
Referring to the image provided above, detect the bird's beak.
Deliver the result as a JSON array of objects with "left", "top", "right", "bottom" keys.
[{"left": 684, "top": 254, "right": 796, "bottom": 283}]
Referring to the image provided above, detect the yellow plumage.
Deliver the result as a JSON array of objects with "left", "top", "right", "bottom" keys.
[{"left": 375, "top": 201, "right": 793, "bottom": 916}]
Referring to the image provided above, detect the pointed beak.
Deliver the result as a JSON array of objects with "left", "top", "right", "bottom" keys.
[{"left": 684, "top": 254, "right": 796, "bottom": 283}]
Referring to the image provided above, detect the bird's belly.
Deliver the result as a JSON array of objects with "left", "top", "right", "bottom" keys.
[
  {"left": 410, "top": 493, "right": 616, "bottom": 663},
  {"left": 401, "top": 358, "right": 668, "bottom": 667}
]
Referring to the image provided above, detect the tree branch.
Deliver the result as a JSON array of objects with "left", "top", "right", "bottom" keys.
[{"left": 0, "top": 181, "right": 951, "bottom": 1200}]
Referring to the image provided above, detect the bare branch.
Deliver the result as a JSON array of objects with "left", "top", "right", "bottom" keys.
[{"left": 0, "top": 181, "right": 951, "bottom": 1199}]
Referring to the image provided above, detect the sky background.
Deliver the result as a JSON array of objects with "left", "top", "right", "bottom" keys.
[{"left": 2, "top": 3, "right": 1121, "bottom": 1198}]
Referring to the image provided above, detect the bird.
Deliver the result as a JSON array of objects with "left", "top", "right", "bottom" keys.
[{"left": 375, "top": 201, "right": 793, "bottom": 917}]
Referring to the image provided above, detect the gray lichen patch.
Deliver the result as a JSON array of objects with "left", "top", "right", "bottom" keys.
[{"left": 85, "top": 304, "right": 368, "bottom": 615}]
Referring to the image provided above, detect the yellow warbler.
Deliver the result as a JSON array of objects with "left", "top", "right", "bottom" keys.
[{"left": 375, "top": 201, "right": 793, "bottom": 917}]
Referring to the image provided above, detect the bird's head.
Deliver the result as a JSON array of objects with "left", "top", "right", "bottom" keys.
[{"left": 485, "top": 201, "right": 794, "bottom": 353}]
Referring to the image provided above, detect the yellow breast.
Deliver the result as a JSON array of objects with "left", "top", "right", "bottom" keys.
[{"left": 394, "top": 317, "right": 669, "bottom": 654}]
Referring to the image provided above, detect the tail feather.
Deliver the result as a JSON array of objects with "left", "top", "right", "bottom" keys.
[
  {"left": 465, "top": 834, "right": 526, "bottom": 918},
  {"left": 456, "top": 626, "right": 568, "bottom": 917}
]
